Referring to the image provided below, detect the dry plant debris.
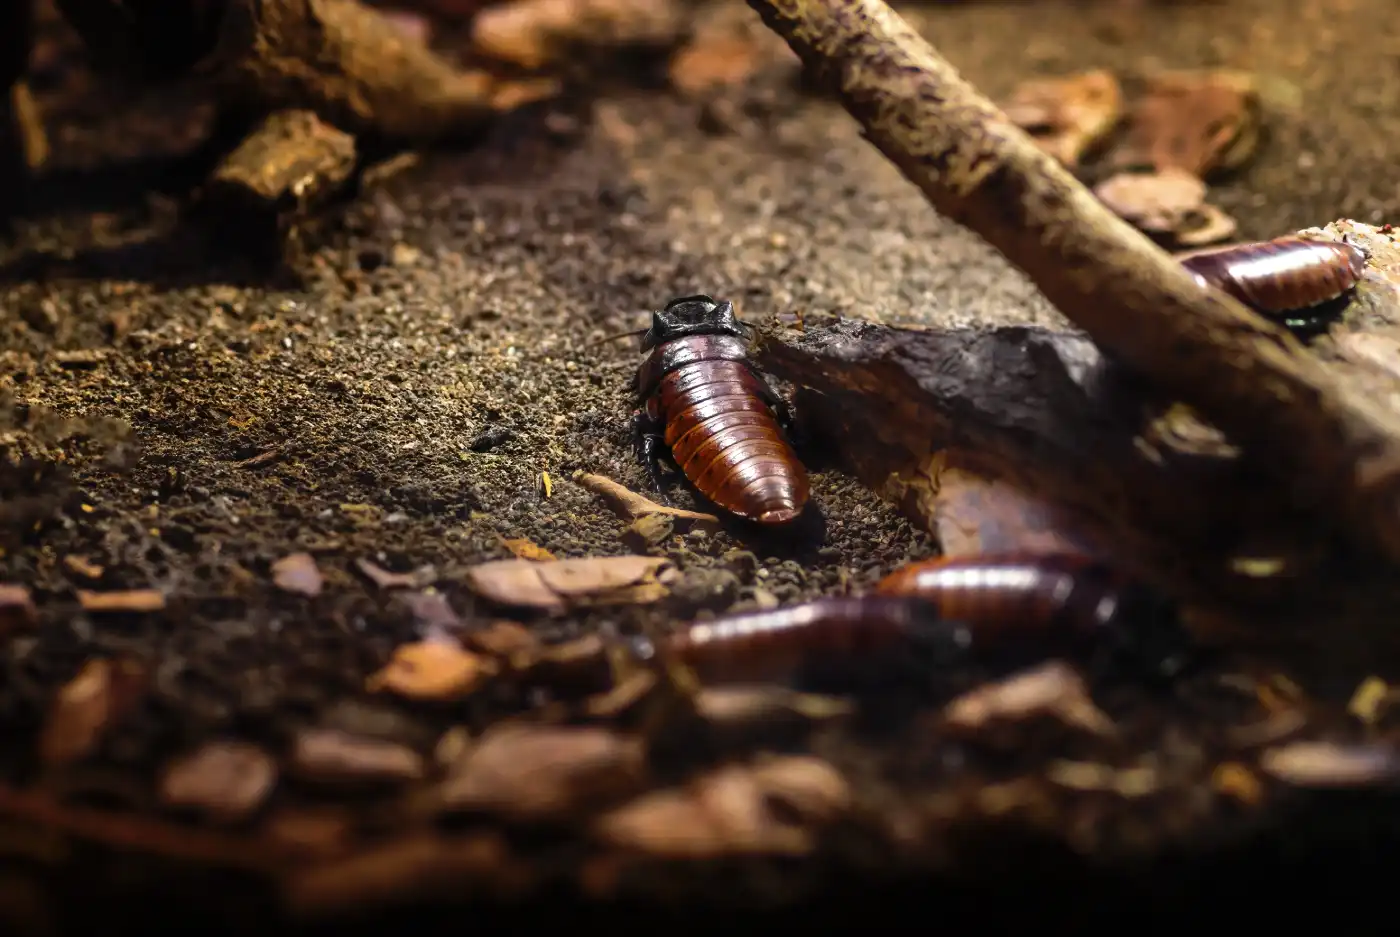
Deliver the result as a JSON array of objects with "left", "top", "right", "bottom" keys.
[
  {"left": 1094, "top": 169, "right": 1237, "bottom": 246},
  {"left": 366, "top": 640, "right": 497, "bottom": 700},
  {"left": 75, "top": 588, "right": 166, "bottom": 613},
  {"left": 39, "top": 658, "right": 148, "bottom": 767},
  {"left": 159, "top": 742, "right": 280, "bottom": 823},
  {"left": 573, "top": 471, "right": 720, "bottom": 524},
  {"left": 440, "top": 723, "right": 648, "bottom": 821},
  {"left": 355, "top": 557, "right": 437, "bottom": 589},
  {"left": 470, "top": 0, "right": 689, "bottom": 70},
  {"left": 497, "top": 536, "right": 559, "bottom": 561},
  {"left": 942, "top": 661, "right": 1117, "bottom": 737},
  {"left": 668, "top": 2, "right": 799, "bottom": 97},
  {"left": 465, "top": 555, "right": 677, "bottom": 610},
  {"left": 1258, "top": 741, "right": 1400, "bottom": 788},
  {"left": 271, "top": 552, "right": 325, "bottom": 597},
  {"left": 1001, "top": 69, "right": 1123, "bottom": 168},
  {"left": 1113, "top": 69, "right": 1260, "bottom": 178},
  {"left": 289, "top": 728, "right": 428, "bottom": 787}
]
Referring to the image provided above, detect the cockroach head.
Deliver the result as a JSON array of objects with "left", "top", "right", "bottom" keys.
[{"left": 640, "top": 295, "right": 749, "bottom": 351}]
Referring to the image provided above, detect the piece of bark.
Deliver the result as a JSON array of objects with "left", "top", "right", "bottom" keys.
[
  {"left": 1001, "top": 70, "right": 1122, "bottom": 169},
  {"left": 204, "top": 0, "right": 557, "bottom": 142},
  {"left": 742, "top": 0, "right": 1400, "bottom": 568},
  {"left": 1110, "top": 69, "right": 1260, "bottom": 178}
]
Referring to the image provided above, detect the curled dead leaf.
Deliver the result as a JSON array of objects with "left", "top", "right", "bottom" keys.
[
  {"left": 272, "top": 553, "right": 324, "bottom": 597},
  {"left": 497, "top": 537, "right": 557, "bottom": 562},
  {"left": 1112, "top": 69, "right": 1260, "bottom": 178},
  {"left": 573, "top": 471, "right": 720, "bottom": 525},
  {"left": 40, "top": 658, "right": 148, "bottom": 767},
  {"left": 440, "top": 723, "right": 647, "bottom": 821},
  {"left": 465, "top": 555, "right": 675, "bottom": 611},
  {"left": 943, "top": 661, "right": 1117, "bottom": 737},
  {"left": 1002, "top": 69, "right": 1123, "bottom": 168},
  {"left": 366, "top": 641, "right": 496, "bottom": 701}
]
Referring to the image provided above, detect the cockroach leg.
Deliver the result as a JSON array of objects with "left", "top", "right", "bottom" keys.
[{"left": 631, "top": 409, "right": 672, "bottom": 497}]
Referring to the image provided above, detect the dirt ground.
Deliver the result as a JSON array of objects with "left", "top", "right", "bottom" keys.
[{"left": 4, "top": 0, "right": 1400, "bottom": 932}]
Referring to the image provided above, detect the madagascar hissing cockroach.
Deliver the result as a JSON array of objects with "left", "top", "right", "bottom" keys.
[
  {"left": 1177, "top": 236, "right": 1366, "bottom": 317},
  {"left": 874, "top": 553, "right": 1188, "bottom": 675},
  {"left": 632, "top": 295, "right": 809, "bottom": 525}
]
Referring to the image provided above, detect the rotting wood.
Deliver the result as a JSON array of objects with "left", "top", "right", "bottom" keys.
[{"left": 742, "top": 0, "right": 1400, "bottom": 568}]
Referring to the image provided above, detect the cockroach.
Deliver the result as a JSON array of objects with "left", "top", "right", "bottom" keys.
[
  {"left": 632, "top": 295, "right": 810, "bottom": 525},
  {"left": 1178, "top": 236, "right": 1366, "bottom": 317},
  {"left": 874, "top": 553, "right": 1188, "bottom": 674}
]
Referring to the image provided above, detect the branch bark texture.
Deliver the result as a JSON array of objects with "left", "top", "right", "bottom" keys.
[{"left": 744, "top": 0, "right": 1400, "bottom": 564}]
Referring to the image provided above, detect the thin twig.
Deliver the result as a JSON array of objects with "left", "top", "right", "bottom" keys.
[{"left": 744, "top": 0, "right": 1400, "bottom": 564}]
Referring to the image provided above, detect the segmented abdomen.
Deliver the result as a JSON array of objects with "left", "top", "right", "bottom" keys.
[
  {"left": 653, "top": 351, "right": 809, "bottom": 525},
  {"left": 1178, "top": 236, "right": 1366, "bottom": 314}
]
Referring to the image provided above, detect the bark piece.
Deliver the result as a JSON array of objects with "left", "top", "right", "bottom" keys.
[
  {"left": 1002, "top": 69, "right": 1123, "bottom": 168},
  {"left": 741, "top": 0, "right": 1400, "bottom": 569}
]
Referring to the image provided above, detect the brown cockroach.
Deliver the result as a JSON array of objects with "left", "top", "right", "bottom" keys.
[
  {"left": 1177, "top": 236, "right": 1366, "bottom": 317},
  {"left": 632, "top": 295, "right": 809, "bottom": 525}
]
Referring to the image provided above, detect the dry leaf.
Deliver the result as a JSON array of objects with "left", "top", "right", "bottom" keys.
[
  {"left": 1095, "top": 170, "right": 1210, "bottom": 235},
  {"left": 398, "top": 591, "right": 462, "bottom": 634},
  {"left": 1002, "top": 69, "right": 1123, "bottom": 167},
  {"left": 0, "top": 584, "right": 37, "bottom": 634},
  {"left": 289, "top": 729, "right": 427, "bottom": 787},
  {"left": 160, "top": 741, "right": 278, "bottom": 822},
  {"left": 498, "top": 537, "right": 557, "bottom": 562},
  {"left": 440, "top": 724, "right": 647, "bottom": 821},
  {"left": 465, "top": 555, "right": 675, "bottom": 610},
  {"left": 1258, "top": 741, "right": 1400, "bottom": 788},
  {"left": 356, "top": 557, "right": 437, "bottom": 589},
  {"left": 667, "top": 2, "right": 794, "bottom": 97},
  {"left": 471, "top": 0, "right": 687, "bottom": 70},
  {"left": 76, "top": 588, "right": 166, "bottom": 613},
  {"left": 272, "top": 553, "right": 324, "bottom": 597},
  {"left": 1112, "top": 68, "right": 1260, "bottom": 177},
  {"left": 592, "top": 760, "right": 831, "bottom": 858},
  {"left": 463, "top": 620, "right": 541, "bottom": 658},
  {"left": 573, "top": 471, "right": 719, "bottom": 524},
  {"left": 943, "top": 661, "right": 1117, "bottom": 737},
  {"left": 1212, "top": 761, "right": 1263, "bottom": 805},
  {"left": 40, "top": 659, "right": 147, "bottom": 766},
  {"left": 366, "top": 642, "right": 495, "bottom": 700}
]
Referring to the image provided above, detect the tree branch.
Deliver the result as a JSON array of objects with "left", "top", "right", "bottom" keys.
[{"left": 744, "top": 0, "right": 1400, "bottom": 565}]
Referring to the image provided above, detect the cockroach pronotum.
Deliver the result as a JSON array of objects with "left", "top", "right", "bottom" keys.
[
  {"left": 1177, "top": 236, "right": 1366, "bottom": 317},
  {"left": 632, "top": 294, "right": 809, "bottom": 525}
]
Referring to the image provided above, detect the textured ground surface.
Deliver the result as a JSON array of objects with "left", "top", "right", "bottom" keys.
[{"left": 3, "top": 0, "right": 1400, "bottom": 932}]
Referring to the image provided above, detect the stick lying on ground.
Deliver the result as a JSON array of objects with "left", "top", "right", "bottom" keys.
[{"left": 743, "top": 0, "right": 1400, "bottom": 566}]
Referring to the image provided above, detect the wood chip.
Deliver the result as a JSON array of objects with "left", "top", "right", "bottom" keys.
[
  {"left": 440, "top": 724, "right": 647, "bottom": 821},
  {"left": 355, "top": 558, "right": 437, "bottom": 589},
  {"left": 1259, "top": 741, "right": 1400, "bottom": 788},
  {"left": 573, "top": 471, "right": 719, "bottom": 524},
  {"left": 366, "top": 641, "right": 495, "bottom": 701},
  {"left": 62, "top": 555, "right": 103, "bottom": 579},
  {"left": 0, "top": 584, "right": 37, "bottom": 634},
  {"left": 464, "top": 555, "right": 675, "bottom": 611},
  {"left": 1002, "top": 69, "right": 1123, "bottom": 168},
  {"left": 288, "top": 729, "right": 427, "bottom": 787},
  {"left": 159, "top": 741, "right": 278, "bottom": 822},
  {"left": 75, "top": 589, "right": 165, "bottom": 613},
  {"left": 272, "top": 553, "right": 324, "bottom": 597},
  {"left": 39, "top": 659, "right": 147, "bottom": 766},
  {"left": 943, "top": 661, "right": 1117, "bottom": 737}
]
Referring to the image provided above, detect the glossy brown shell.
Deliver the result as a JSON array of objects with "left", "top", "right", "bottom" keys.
[
  {"left": 642, "top": 336, "right": 809, "bottom": 525},
  {"left": 873, "top": 553, "right": 1127, "bottom": 641},
  {"left": 1178, "top": 236, "right": 1366, "bottom": 314}
]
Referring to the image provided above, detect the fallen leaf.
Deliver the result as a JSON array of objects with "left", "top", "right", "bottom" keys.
[
  {"left": 498, "top": 537, "right": 557, "bottom": 562},
  {"left": 470, "top": 0, "right": 687, "bottom": 70},
  {"left": 748, "top": 755, "right": 852, "bottom": 824},
  {"left": 1111, "top": 68, "right": 1260, "bottom": 178},
  {"left": 159, "top": 741, "right": 278, "bottom": 822},
  {"left": 76, "top": 589, "right": 165, "bottom": 613},
  {"left": 573, "top": 471, "right": 719, "bottom": 524},
  {"left": 943, "top": 661, "right": 1117, "bottom": 737},
  {"left": 398, "top": 591, "right": 462, "bottom": 636},
  {"left": 1349, "top": 677, "right": 1393, "bottom": 726},
  {"left": 272, "top": 553, "right": 324, "bottom": 597},
  {"left": 1259, "top": 741, "right": 1400, "bottom": 788},
  {"left": 0, "top": 584, "right": 37, "bottom": 634},
  {"left": 40, "top": 658, "right": 147, "bottom": 766},
  {"left": 1095, "top": 169, "right": 1235, "bottom": 245},
  {"left": 1002, "top": 69, "right": 1123, "bottom": 167},
  {"left": 62, "top": 555, "right": 103, "bottom": 579},
  {"left": 289, "top": 729, "right": 427, "bottom": 787},
  {"left": 366, "top": 642, "right": 496, "bottom": 700},
  {"left": 356, "top": 557, "right": 437, "bottom": 590},
  {"left": 462, "top": 620, "right": 541, "bottom": 658},
  {"left": 440, "top": 724, "right": 647, "bottom": 821},
  {"left": 235, "top": 449, "right": 282, "bottom": 470},
  {"left": 464, "top": 555, "right": 675, "bottom": 610},
  {"left": 592, "top": 761, "right": 826, "bottom": 858}
]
